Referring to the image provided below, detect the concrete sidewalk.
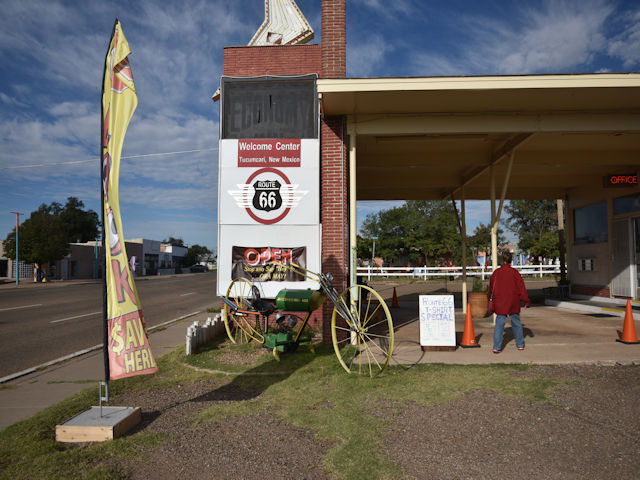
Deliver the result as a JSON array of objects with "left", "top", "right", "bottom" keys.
[
  {"left": 377, "top": 281, "right": 640, "bottom": 367},
  {"left": 0, "top": 312, "right": 207, "bottom": 431},
  {"left": 2, "top": 281, "right": 640, "bottom": 431}
]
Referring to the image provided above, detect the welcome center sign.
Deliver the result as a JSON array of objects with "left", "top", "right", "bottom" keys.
[{"left": 217, "top": 75, "right": 320, "bottom": 298}]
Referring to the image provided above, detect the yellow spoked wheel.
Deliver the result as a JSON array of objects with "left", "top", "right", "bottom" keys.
[
  {"left": 331, "top": 285, "right": 394, "bottom": 377},
  {"left": 223, "top": 278, "right": 264, "bottom": 344}
]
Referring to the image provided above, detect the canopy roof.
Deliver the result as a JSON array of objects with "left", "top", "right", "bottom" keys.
[{"left": 317, "top": 73, "right": 640, "bottom": 200}]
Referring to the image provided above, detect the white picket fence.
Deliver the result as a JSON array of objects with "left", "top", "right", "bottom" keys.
[
  {"left": 357, "top": 264, "right": 564, "bottom": 281},
  {"left": 185, "top": 314, "right": 225, "bottom": 355}
]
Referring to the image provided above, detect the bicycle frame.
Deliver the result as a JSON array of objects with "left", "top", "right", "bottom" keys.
[{"left": 267, "top": 261, "right": 359, "bottom": 331}]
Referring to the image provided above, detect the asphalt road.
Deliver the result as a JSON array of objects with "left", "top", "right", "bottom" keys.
[{"left": 0, "top": 272, "right": 219, "bottom": 378}]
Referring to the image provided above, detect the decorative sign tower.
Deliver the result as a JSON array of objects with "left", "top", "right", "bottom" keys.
[{"left": 217, "top": 1, "right": 320, "bottom": 299}]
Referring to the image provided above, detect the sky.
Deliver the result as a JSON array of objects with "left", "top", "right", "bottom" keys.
[{"left": 1, "top": 0, "right": 639, "bottom": 253}]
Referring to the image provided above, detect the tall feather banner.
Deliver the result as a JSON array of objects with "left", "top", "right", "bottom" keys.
[{"left": 101, "top": 20, "right": 157, "bottom": 380}]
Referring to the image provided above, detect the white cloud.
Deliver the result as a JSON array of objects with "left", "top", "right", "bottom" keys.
[
  {"left": 121, "top": 183, "right": 216, "bottom": 210},
  {"left": 0, "top": 93, "right": 27, "bottom": 108},
  {"left": 347, "top": 34, "right": 395, "bottom": 77},
  {"left": 123, "top": 217, "right": 217, "bottom": 249},
  {"left": 412, "top": 0, "right": 618, "bottom": 75},
  {"left": 411, "top": 54, "right": 465, "bottom": 77},
  {"left": 353, "top": 0, "right": 416, "bottom": 19},
  {"left": 608, "top": 9, "right": 640, "bottom": 68},
  {"left": 493, "top": 1, "right": 611, "bottom": 73}
]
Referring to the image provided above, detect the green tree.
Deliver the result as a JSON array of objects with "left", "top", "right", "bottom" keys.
[
  {"left": 60, "top": 197, "right": 99, "bottom": 243},
  {"left": 3, "top": 198, "right": 99, "bottom": 265},
  {"left": 163, "top": 236, "right": 185, "bottom": 247},
  {"left": 3, "top": 205, "right": 67, "bottom": 265},
  {"left": 505, "top": 200, "right": 559, "bottom": 261},
  {"left": 358, "top": 200, "right": 463, "bottom": 265},
  {"left": 186, "top": 244, "right": 212, "bottom": 266},
  {"left": 467, "top": 222, "right": 507, "bottom": 260}
]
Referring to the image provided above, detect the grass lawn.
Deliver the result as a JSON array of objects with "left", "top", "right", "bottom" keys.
[{"left": 0, "top": 340, "right": 567, "bottom": 480}]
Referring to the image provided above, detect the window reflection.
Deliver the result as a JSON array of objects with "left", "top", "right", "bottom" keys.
[
  {"left": 613, "top": 193, "right": 640, "bottom": 216},
  {"left": 574, "top": 202, "right": 607, "bottom": 244}
]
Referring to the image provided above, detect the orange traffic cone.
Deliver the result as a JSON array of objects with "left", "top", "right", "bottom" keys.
[
  {"left": 460, "top": 303, "right": 480, "bottom": 348},
  {"left": 391, "top": 287, "right": 399, "bottom": 308},
  {"left": 616, "top": 300, "right": 640, "bottom": 344}
]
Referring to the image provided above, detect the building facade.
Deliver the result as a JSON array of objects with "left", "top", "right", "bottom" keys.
[{"left": 215, "top": 0, "right": 640, "bottom": 342}]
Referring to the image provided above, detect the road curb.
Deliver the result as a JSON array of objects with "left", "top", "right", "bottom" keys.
[{"left": 0, "top": 311, "right": 202, "bottom": 384}]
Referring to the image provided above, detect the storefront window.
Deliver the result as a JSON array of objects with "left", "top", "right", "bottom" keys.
[
  {"left": 613, "top": 193, "right": 640, "bottom": 215},
  {"left": 574, "top": 202, "right": 607, "bottom": 244}
]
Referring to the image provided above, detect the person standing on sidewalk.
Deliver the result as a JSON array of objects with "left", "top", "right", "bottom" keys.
[{"left": 490, "top": 251, "right": 530, "bottom": 353}]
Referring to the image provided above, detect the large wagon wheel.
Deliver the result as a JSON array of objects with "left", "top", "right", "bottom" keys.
[
  {"left": 223, "top": 278, "right": 265, "bottom": 344},
  {"left": 331, "top": 285, "right": 394, "bottom": 377}
]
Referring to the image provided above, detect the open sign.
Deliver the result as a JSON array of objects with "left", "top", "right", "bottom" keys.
[{"left": 244, "top": 247, "right": 293, "bottom": 266}]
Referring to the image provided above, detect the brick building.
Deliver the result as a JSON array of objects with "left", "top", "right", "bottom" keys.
[{"left": 217, "top": 0, "right": 640, "bottom": 343}]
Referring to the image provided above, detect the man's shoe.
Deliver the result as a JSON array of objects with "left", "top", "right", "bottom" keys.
[
  {"left": 492, "top": 349, "right": 501, "bottom": 354},
  {"left": 517, "top": 346, "right": 525, "bottom": 351}
]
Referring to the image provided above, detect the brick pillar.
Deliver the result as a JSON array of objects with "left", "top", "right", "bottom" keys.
[
  {"left": 321, "top": 116, "right": 347, "bottom": 343},
  {"left": 322, "top": 0, "right": 346, "bottom": 78},
  {"left": 320, "top": 0, "right": 347, "bottom": 343}
]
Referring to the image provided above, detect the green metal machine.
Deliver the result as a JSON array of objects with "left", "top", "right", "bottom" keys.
[
  {"left": 222, "top": 261, "right": 395, "bottom": 377},
  {"left": 263, "top": 289, "right": 326, "bottom": 354},
  {"left": 221, "top": 284, "right": 326, "bottom": 358}
]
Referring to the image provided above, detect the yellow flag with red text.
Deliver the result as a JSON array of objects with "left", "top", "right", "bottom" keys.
[{"left": 102, "top": 20, "right": 157, "bottom": 380}]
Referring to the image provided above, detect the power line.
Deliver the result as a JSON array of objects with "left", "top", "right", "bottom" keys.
[{"left": 0, "top": 147, "right": 219, "bottom": 171}]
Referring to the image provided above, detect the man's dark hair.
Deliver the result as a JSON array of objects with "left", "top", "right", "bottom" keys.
[{"left": 502, "top": 251, "right": 513, "bottom": 264}]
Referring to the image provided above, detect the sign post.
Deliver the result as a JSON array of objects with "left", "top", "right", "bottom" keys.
[{"left": 10, "top": 212, "right": 22, "bottom": 285}]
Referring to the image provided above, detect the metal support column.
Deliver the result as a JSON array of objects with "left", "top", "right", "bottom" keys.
[
  {"left": 490, "top": 166, "right": 498, "bottom": 272},
  {"left": 348, "top": 123, "right": 357, "bottom": 289},
  {"left": 461, "top": 187, "right": 468, "bottom": 313},
  {"left": 557, "top": 199, "right": 567, "bottom": 283}
]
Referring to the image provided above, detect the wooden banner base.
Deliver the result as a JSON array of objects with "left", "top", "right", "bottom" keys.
[{"left": 56, "top": 406, "right": 141, "bottom": 443}]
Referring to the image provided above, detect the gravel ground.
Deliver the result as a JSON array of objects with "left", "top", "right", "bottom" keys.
[
  {"left": 113, "top": 365, "right": 639, "bottom": 479},
  {"left": 116, "top": 380, "right": 330, "bottom": 480}
]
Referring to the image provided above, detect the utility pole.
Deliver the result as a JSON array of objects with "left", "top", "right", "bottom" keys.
[{"left": 10, "top": 212, "right": 23, "bottom": 285}]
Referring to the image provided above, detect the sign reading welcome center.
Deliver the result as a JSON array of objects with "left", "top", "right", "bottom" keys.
[{"left": 217, "top": 75, "right": 320, "bottom": 298}]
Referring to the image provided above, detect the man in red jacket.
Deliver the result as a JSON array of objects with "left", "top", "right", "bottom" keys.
[{"left": 489, "top": 251, "right": 531, "bottom": 353}]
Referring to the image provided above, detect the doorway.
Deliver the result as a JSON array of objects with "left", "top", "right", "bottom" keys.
[{"left": 635, "top": 218, "right": 640, "bottom": 299}]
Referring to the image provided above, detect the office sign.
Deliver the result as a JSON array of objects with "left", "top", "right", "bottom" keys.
[{"left": 603, "top": 174, "right": 638, "bottom": 188}]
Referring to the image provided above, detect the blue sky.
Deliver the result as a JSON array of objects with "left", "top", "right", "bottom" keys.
[{"left": 1, "top": 0, "right": 639, "bottom": 253}]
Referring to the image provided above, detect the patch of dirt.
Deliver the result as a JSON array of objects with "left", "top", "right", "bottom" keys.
[
  {"left": 214, "top": 344, "right": 267, "bottom": 366},
  {"left": 383, "top": 365, "right": 640, "bottom": 480},
  {"left": 111, "top": 365, "right": 639, "bottom": 479},
  {"left": 115, "top": 379, "right": 329, "bottom": 480}
]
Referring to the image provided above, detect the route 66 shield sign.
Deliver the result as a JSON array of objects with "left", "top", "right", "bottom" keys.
[{"left": 252, "top": 179, "right": 282, "bottom": 212}]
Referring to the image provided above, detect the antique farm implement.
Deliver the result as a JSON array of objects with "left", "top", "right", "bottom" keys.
[{"left": 222, "top": 262, "right": 395, "bottom": 376}]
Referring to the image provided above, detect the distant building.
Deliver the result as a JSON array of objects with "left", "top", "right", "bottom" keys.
[
  {"left": 0, "top": 240, "right": 34, "bottom": 281},
  {"left": 159, "top": 243, "right": 188, "bottom": 270},
  {"left": 0, "top": 238, "right": 193, "bottom": 281},
  {"left": 50, "top": 240, "right": 143, "bottom": 280}
]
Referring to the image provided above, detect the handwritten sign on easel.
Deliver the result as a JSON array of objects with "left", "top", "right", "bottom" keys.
[{"left": 419, "top": 295, "right": 456, "bottom": 348}]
